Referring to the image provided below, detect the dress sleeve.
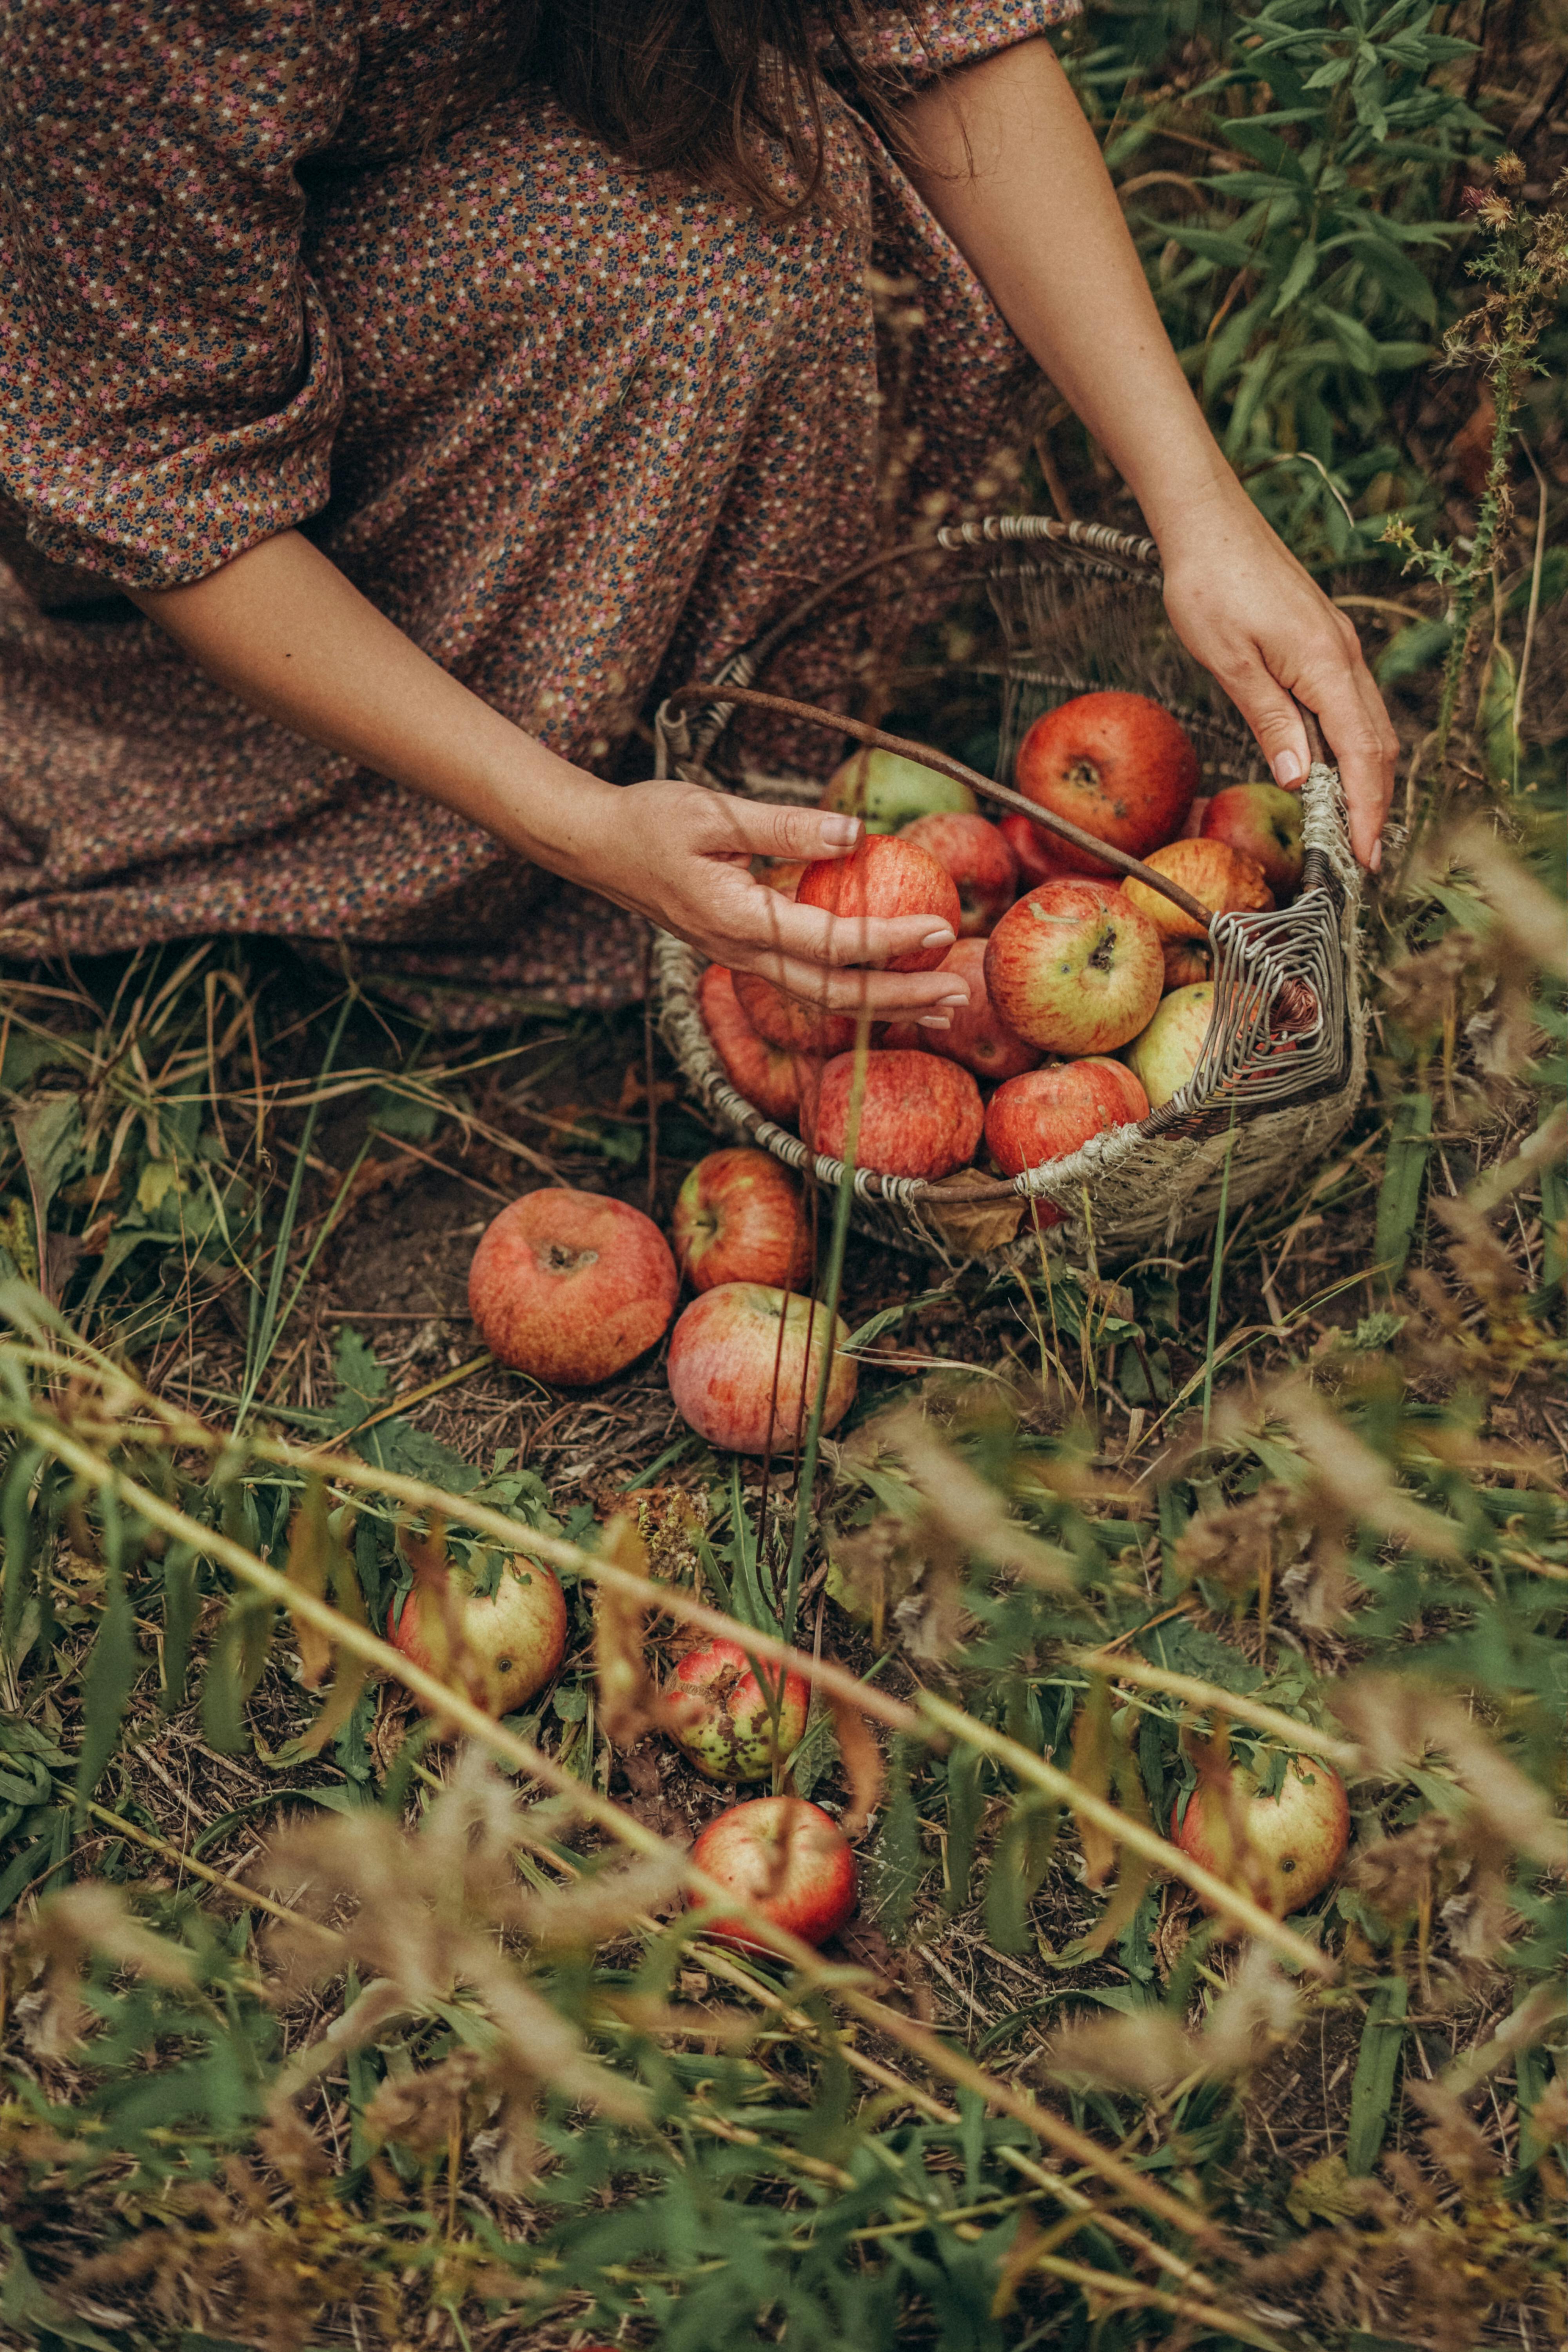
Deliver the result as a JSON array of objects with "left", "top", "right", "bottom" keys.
[
  {"left": 0, "top": 0, "right": 360, "bottom": 589},
  {"left": 835, "top": 0, "right": 1082, "bottom": 82}
]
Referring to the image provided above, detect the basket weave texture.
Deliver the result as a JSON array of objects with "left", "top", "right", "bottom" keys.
[{"left": 654, "top": 517, "right": 1367, "bottom": 1271}]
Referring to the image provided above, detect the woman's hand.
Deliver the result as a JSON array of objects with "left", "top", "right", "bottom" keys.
[{"left": 1156, "top": 486, "right": 1398, "bottom": 869}]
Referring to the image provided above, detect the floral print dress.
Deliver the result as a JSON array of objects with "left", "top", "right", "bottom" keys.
[{"left": 0, "top": 0, "right": 1077, "bottom": 1021}]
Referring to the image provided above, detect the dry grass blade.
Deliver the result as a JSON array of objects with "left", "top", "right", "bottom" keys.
[{"left": 1066, "top": 1646, "right": 1363, "bottom": 1771}]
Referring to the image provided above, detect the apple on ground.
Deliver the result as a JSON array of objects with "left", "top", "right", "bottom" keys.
[
  {"left": 999, "top": 808, "right": 1076, "bottom": 894},
  {"left": 813, "top": 1048, "right": 984, "bottom": 1180},
  {"left": 732, "top": 967, "right": 858, "bottom": 1059},
  {"left": 388, "top": 1554, "right": 566, "bottom": 1720},
  {"left": 882, "top": 939, "right": 1040, "bottom": 1081},
  {"left": 1014, "top": 691, "right": 1199, "bottom": 877},
  {"left": 1120, "top": 837, "right": 1273, "bottom": 942},
  {"left": 984, "top": 876, "right": 1163, "bottom": 1055},
  {"left": 898, "top": 810, "right": 1018, "bottom": 935},
  {"left": 1202, "top": 782, "right": 1305, "bottom": 897},
  {"left": 985, "top": 1058, "right": 1150, "bottom": 1192},
  {"left": 698, "top": 965, "right": 803, "bottom": 1127},
  {"left": 469, "top": 1189, "right": 677, "bottom": 1386},
  {"left": 1163, "top": 938, "right": 1212, "bottom": 990},
  {"left": 796, "top": 834, "right": 960, "bottom": 973},
  {"left": 1172, "top": 1753, "right": 1349, "bottom": 1918},
  {"left": 666, "top": 1635, "right": 810, "bottom": 1781},
  {"left": 1122, "top": 981, "right": 1215, "bottom": 1109},
  {"left": 673, "top": 1148, "right": 811, "bottom": 1293},
  {"left": 822, "top": 745, "right": 977, "bottom": 833},
  {"left": 667, "top": 1283, "right": 857, "bottom": 1455},
  {"left": 689, "top": 1796, "right": 858, "bottom": 1951}
]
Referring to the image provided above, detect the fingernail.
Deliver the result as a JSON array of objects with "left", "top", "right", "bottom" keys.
[
  {"left": 822, "top": 814, "right": 860, "bottom": 848},
  {"left": 1273, "top": 751, "right": 1303, "bottom": 786},
  {"left": 1370, "top": 839, "right": 1383, "bottom": 874},
  {"left": 938, "top": 990, "right": 968, "bottom": 1008},
  {"left": 922, "top": 927, "right": 956, "bottom": 949},
  {"left": 916, "top": 1014, "right": 952, "bottom": 1029}
]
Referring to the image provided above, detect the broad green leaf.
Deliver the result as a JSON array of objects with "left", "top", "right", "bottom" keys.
[{"left": 1346, "top": 1976, "right": 1409, "bottom": 2173}]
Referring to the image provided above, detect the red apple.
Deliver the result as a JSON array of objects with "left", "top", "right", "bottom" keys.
[
  {"left": 1163, "top": 938, "right": 1213, "bottom": 991},
  {"left": 1014, "top": 691, "right": 1199, "bottom": 877},
  {"left": 985, "top": 1058, "right": 1150, "bottom": 1187},
  {"left": 813, "top": 1049, "right": 983, "bottom": 1180},
  {"left": 1078, "top": 1055, "right": 1152, "bottom": 1123},
  {"left": 698, "top": 965, "right": 803, "bottom": 1128},
  {"left": 1122, "top": 982, "right": 1215, "bottom": 1109},
  {"left": 1201, "top": 783, "right": 1305, "bottom": 898},
  {"left": 1000, "top": 809, "right": 1075, "bottom": 893},
  {"left": 689, "top": 1796, "right": 857, "bottom": 1951},
  {"left": 1121, "top": 837, "right": 1273, "bottom": 943},
  {"left": 666, "top": 1635, "right": 810, "bottom": 1782},
  {"left": 984, "top": 877, "right": 1164, "bottom": 1055},
  {"left": 469, "top": 1189, "right": 677, "bottom": 1386},
  {"left": 673, "top": 1148, "right": 811, "bottom": 1293},
  {"left": 732, "top": 968, "right": 857, "bottom": 1059},
  {"left": 667, "top": 1283, "right": 857, "bottom": 1455},
  {"left": 882, "top": 939, "right": 1039, "bottom": 1081},
  {"left": 388, "top": 1555, "right": 566, "bottom": 1719},
  {"left": 898, "top": 811, "right": 1018, "bottom": 936},
  {"left": 822, "top": 746, "right": 977, "bottom": 833},
  {"left": 796, "top": 835, "right": 960, "bottom": 974},
  {"left": 1172, "top": 1753, "right": 1349, "bottom": 1918}
]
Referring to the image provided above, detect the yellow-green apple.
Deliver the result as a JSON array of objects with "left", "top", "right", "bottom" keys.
[
  {"left": 666, "top": 1635, "right": 810, "bottom": 1781},
  {"left": 1121, "top": 837, "right": 1272, "bottom": 943},
  {"left": 984, "top": 1059, "right": 1150, "bottom": 1195},
  {"left": 984, "top": 877, "right": 1163, "bottom": 1054},
  {"left": 1201, "top": 783, "right": 1305, "bottom": 897},
  {"left": 881, "top": 940, "right": 1040, "bottom": 1081},
  {"left": 388, "top": 1554, "right": 566, "bottom": 1720},
  {"left": 823, "top": 746, "right": 977, "bottom": 833},
  {"left": 698, "top": 965, "right": 803, "bottom": 1127},
  {"left": 667, "top": 1283, "right": 857, "bottom": 1455},
  {"left": 898, "top": 811, "right": 1018, "bottom": 935},
  {"left": 1163, "top": 938, "right": 1213, "bottom": 990},
  {"left": 1014, "top": 691, "right": 1198, "bottom": 877},
  {"left": 813, "top": 1049, "right": 984, "bottom": 1179},
  {"left": 797, "top": 835, "right": 960, "bottom": 973},
  {"left": 1122, "top": 982, "right": 1215, "bottom": 1109},
  {"left": 673, "top": 1148, "right": 810, "bottom": 1293},
  {"left": 689, "top": 1796, "right": 857, "bottom": 1951},
  {"left": 1172, "top": 1753, "right": 1349, "bottom": 1917},
  {"left": 469, "top": 1189, "right": 676, "bottom": 1386},
  {"left": 732, "top": 968, "right": 858, "bottom": 1059}
]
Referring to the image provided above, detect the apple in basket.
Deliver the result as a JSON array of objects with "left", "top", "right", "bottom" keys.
[
  {"left": 666, "top": 1635, "right": 810, "bottom": 1782},
  {"left": 1122, "top": 981, "right": 1215, "bottom": 1109},
  {"left": 898, "top": 810, "right": 1018, "bottom": 935},
  {"left": 468, "top": 1188, "right": 677, "bottom": 1386},
  {"left": 732, "top": 968, "right": 858, "bottom": 1059},
  {"left": 690, "top": 1796, "right": 858, "bottom": 1952},
  {"left": 1000, "top": 809, "right": 1076, "bottom": 894},
  {"left": 984, "top": 1059, "right": 1150, "bottom": 1194},
  {"left": 1120, "top": 837, "right": 1273, "bottom": 942},
  {"left": 984, "top": 877, "right": 1163, "bottom": 1055},
  {"left": 1202, "top": 782, "right": 1305, "bottom": 898},
  {"left": 1172, "top": 1752, "right": 1349, "bottom": 1918},
  {"left": 796, "top": 835, "right": 961, "bottom": 973},
  {"left": 667, "top": 1283, "right": 857, "bottom": 1455},
  {"left": 672, "top": 1148, "right": 811, "bottom": 1293},
  {"left": 813, "top": 1049, "right": 984, "bottom": 1180},
  {"left": 388, "top": 1554, "right": 567, "bottom": 1719},
  {"left": 822, "top": 746, "right": 978, "bottom": 833},
  {"left": 1163, "top": 938, "right": 1213, "bottom": 991},
  {"left": 881, "top": 940, "right": 1041, "bottom": 1082},
  {"left": 1014, "top": 691, "right": 1199, "bottom": 877},
  {"left": 698, "top": 965, "right": 803, "bottom": 1128}
]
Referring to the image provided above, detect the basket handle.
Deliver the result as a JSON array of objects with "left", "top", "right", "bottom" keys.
[{"left": 662, "top": 682, "right": 1216, "bottom": 932}]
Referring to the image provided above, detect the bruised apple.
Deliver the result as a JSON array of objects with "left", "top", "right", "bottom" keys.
[
  {"left": 882, "top": 939, "right": 1040, "bottom": 1082},
  {"left": 1202, "top": 782, "right": 1305, "bottom": 897},
  {"left": 469, "top": 1189, "right": 677, "bottom": 1386},
  {"left": 667, "top": 1283, "right": 856, "bottom": 1455},
  {"left": 690, "top": 1796, "right": 858, "bottom": 1951},
  {"left": 823, "top": 746, "right": 976, "bottom": 833},
  {"left": 984, "top": 877, "right": 1163, "bottom": 1055},
  {"left": 1122, "top": 982, "right": 1214, "bottom": 1109},
  {"left": 732, "top": 969, "right": 857, "bottom": 1059},
  {"left": 673, "top": 1149, "right": 810, "bottom": 1293},
  {"left": 1014, "top": 691, "right": 1198, "bottom": 877},
  {"left": 1121, "top": 837, "right": 1272, "bottom": 942},
  {"left": 666, "top": 1635, "right": 810, "bottom": 1781},
  {"left": 388, "top": 1555, "right": 566, "bottom": 1719},
  {"left": 796, "top": 835, "right": 960, "bottom": 973},
  {"left": 985, "top": 1058, "right": 1149, "bottom": 1187},
  {"left": 699, "top": 965, "right": 803, "bottom": 1127},
  {"left": 814, "top": 1049, "right": 983, "bottom": 1180},
  {"left": 1172, "top": 1753, "right": 1349, "bottom": 1918},
  {"left": 898, "top": 811, "right": 1018, "bottom": 935}
]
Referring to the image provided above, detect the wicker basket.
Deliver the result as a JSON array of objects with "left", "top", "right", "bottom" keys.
[{"left": 653, "top": 515, "right": 1366, "bottom": 1272}]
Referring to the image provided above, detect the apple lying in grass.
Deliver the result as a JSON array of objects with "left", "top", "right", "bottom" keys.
[
  {"left": 388, "top": 1555, "right": 566, "bottom": 1719},
  {"left": 689, "top": 1796, "right": 858, "bottom": 1952},
  {"left": 698, "top": 965, "right": 803, "bottom": 1128},
  {"left": 732, "top": 969, "right": 858, "bottom": 1060},
  {"left": 984, "top": 877, "right": 1163, "bottom": 1055},
  {"left": 1172, "top": 1753, "right": 1349, "bottom": 1918},
  {"left": 1014, "top": 691, "right": 1199, "bottom": 877},
  {"left": 898, "top": 811, "right": 1018, "bottom": 935},
  {"left": 1121, "top": 837, "right": 1273, "bottom": 943},
  {"left": 796, "top": 835, "right": 960, "bottom": 973},
  {"left": 999, "top": 809, "right": 1075, "bottom": 893},
  {"left": 666, "top": 1635, "right": 810, "bottom": 1781},
  {"left": 667, "top": 1283, "right": 857, "bottom": 1455},
  {"left": 882, "top": 940, "right": 1040, "bottom": 1082},
  {"left": 813, "top": 1049, "right": 984, "bottom": 1180},
  {"left": 469, "top": 1189, "right": 677, "bottom": 1386},
  {"left": 822, "top": 746, "right": 977, "bottom": 833},
  {"left": 984, "top": 1058, "right": 1149, "bottom": 1186},
  {"left": 1202, "top": 782, "right": 1305, "bottom": 898},
  {"left": 1122, "top": 981, "right": 1215, "bottom": 1109},
  {"left": 673, "top": 1148, "right": 810, "bottom": 1294}
]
